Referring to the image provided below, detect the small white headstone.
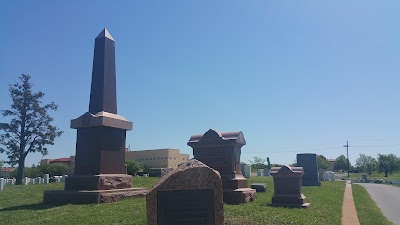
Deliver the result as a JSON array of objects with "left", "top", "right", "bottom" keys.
[
  {"left": 22, "top": 177, "right": 29, "bottom": 185},
  {"left": 43, "top": 174, "right": 49, "bottom": 184},
  {"left": 0, "top": 178, "right": 5, "bottom": 190},
  {"left": 61, "top": 175, "right": 67, "bottom": 183},
  {"left": 263, "top": 168, "right": 270, "bottom": 176},
  {"left": 323, "top": 171, "right": 329, "bottom": 181},
  {"left": 329, "top": 171, "right": 335, "bottom": 181},
  {"left": 243, "top": 165, "right": 251, "bottom": 178},
  {"left": 257, "top": 169, "right": 263, "bottom": 176}
]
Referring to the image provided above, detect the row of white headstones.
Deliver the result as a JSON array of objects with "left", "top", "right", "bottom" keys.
[{"left": 0, "top": 175, "right": 68, "bottom": 191}]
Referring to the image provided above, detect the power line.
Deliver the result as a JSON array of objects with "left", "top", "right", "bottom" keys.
[{"left": 242, "top": 143, "right": 399, "bottom": 154}]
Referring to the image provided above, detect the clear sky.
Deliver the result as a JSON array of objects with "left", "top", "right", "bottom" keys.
[{"left": 1, "top": 1, "right": 399, "bottom": 167}]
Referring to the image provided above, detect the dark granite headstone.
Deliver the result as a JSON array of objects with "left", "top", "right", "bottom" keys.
[
  {"left": 146, "top": 159, "right": 224, "bottom": 225},
  {"left": 43, "top": 28, "right": 147, "bottom": 204},
  {"left": 297, "top": 153, "right": 321, "bottom": 186},
  {"left": 251, "top": 183, "right": 267, "bottom": 192},
  {"left": 270, "top": 166, "right": 310, "bottom": 208},
  {"left": 187, "top": 129, "right": 256, "bottom": 204}
]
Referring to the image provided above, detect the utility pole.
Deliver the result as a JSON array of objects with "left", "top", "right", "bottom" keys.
[{"left": 343, "top": 141, "right": 350, "bottom": 178}]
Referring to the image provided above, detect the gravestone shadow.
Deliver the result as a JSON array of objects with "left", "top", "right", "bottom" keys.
[{"left": 0, "top": 202, "right": 60, "bottom": 212}]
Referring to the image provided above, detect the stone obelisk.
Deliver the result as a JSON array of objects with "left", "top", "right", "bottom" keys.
[{"left": 44, "top": 28, "right": 147, "bottom": 204}]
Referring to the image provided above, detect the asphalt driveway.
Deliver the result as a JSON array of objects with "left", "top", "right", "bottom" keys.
[{"left": 356, "top": 183, "right": 400, "bottom": 225}]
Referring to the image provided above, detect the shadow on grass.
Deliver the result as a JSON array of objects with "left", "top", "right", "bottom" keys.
[{"left": 0, "top": 203, "right": 61, "bottom": 212}]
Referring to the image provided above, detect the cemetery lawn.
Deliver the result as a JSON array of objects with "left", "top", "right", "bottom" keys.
[
  {"left": 352, "top": 184, "right": 393, "bottom": 225},
  {"left": 344, "top": 172, "right": 400, "bottom": 180},
  {"left": 0, "top": 176, "right": 347, "bottom": 225}
]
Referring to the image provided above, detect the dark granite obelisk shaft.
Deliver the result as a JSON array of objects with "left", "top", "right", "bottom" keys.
[
  {"left": 89, "top": 29, "right": 117, "bottom": 115},
  {"left": 43, "top": 29, "right": 145, "bottom": 204}
]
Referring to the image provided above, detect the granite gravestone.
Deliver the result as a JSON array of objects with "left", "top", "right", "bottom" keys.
[
  {"left": 243, "top": 164, "right": 251, "bottom": 178},
  {"left": 146, "top": 159, "right": 224, "bottom": 225},
  {"left": 318, "top": 168, "right": 325, "bottom": 181},
  {"left": 297, "top": 153, "right": 321, "bottom": 186},
  {"left": 43, "top": 28, "right": 147, "bottom": 204},
  {"left": 187, "top": 129, "right": 256, "bottom": 204},
  {"left": 270, "top": 166, "right": 310, "bottom": 208}
]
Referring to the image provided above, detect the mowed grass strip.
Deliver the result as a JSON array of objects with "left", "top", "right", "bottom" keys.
[
  {"left": 344, "top": 172, "right": 400, "bottom": 181},
  {"left": 352, "top": 184, "right": 393, "bottom": 225},
  {"left": 225, "top": 177, "right": 345, "bottom": 225},
  {"left": 1, "top": 176, "right": 345, "bottom": 225}
]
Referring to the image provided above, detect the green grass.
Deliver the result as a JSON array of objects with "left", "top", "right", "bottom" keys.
[
  {"left": 0, "top": 177, "right": 347, "bottom": 225},
  {"left": 225, "top": 177, "right": 345, "bottom": 225},
  {"left": 352, "top": 184, "right": 393, "bottom": 225},
  {"left": 339, "top": 172, "right": 400, "bottom": 180}
]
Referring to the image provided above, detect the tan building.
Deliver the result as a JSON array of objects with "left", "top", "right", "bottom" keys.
[
  {"left": 327, "top": 158, "right": 336, "bottom": 171},
  {"left": 125, "top": 148, "right": 190, "bottom": 168}
]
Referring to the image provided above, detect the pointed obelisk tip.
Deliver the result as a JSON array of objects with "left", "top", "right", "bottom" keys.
[{"left": 96, "top": 28, "right": 114, "bottom": 41}]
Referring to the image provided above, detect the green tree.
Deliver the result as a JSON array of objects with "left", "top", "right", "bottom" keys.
[
  {"left": 249, "top": 156, "right": 267, "bottom": 170},
  {"left": 334, "top": 155, "right": 350, "bottom": 171},
  {"left": 142, "top": 164, "right": 151, "bottom": 174},
  {"left": 365, "top": 159, "right": 377, "bottom": 175},
  {"left": 377, "top": 154, "right": 400, "bottom": 177},
  {"left": 126, "top": 160, "right": 142, "bottom": 176},
  {"left": 355, "top": 154, "right": 376, "bottom": 172},
  {"left": 10, "top": 166, "right": 43, "bottom": 178},
  {"left": 39, "top": 163, "right": 69, "bottom": 176},
  {"left": 0, "top": 160, "right": 3, "bottom": 167},
  {"left": 317, "top": 155, "right": 329, "bottom": 170},
  {"left": 0, "top": 74, "right": 63, "bottom": 184}
]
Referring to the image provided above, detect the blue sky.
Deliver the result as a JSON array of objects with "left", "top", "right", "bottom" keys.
[{"left": 1, "top": 1, "right": 399, "bottom": 167}]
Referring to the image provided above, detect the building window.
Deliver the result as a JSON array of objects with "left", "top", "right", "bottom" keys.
[{"left": 169, "top": 157, "right": 172, "bottom": 160}]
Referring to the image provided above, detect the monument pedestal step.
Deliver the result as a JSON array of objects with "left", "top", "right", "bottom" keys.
[
  {"left": 43, "top": 188, "right": 148, "bottom": 204},
  {"left": 223, "top": 188, "right": 256, "bottom": 205},
  {"left": 65, "top": 174, "right": 132, "bottom": 191}
]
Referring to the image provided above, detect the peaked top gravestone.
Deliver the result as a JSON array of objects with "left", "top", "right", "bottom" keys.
[
  {"left": 70, "top": 28, "right": 132, "bottom": 176},
  {"left": 43, "top": 29, "right": 146, "bottom": 204},
  {"left": 188, "top": 129, "right": 256, "bottom": 205},
  {"left": 270, "top": 165, "right": 310, "bottom": 208}
]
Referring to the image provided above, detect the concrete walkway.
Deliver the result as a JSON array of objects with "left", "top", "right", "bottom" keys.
[
  {"left": 342, "top": 181, "right": 360, "bottom": 225},
  {"left": 357, "top": 183, "right": 400, "bottom": 225}
]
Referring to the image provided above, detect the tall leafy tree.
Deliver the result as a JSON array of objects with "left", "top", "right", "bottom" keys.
[
  {"left": 334, "top": 155, "right": 350, "bottom": 171},
  {"left": 249, "top": 156, "right": 267, "bottom": 170},
  {"left": 365, "top": 158, "right": 377, "bottom": 175},
  {"left": 0, "top": 160, "right": 3, "bottom": 167},
  {"left": 39, "top": 163, "right": 69, "bottom": 177},
  {"left": 377, "top": 154, "right": 400, "bottom": 177},
  {"left": 355, "top": 154, "right": 375, "bottom": 172},
  {"left": 0, "top": 74, "right": 62, "bottom": 184},
  {"left": 316, "top": 155, "right": 329, "bottom": 170},
  {"left": 125, "top": 160, "right": 143, "bottom": 176}
]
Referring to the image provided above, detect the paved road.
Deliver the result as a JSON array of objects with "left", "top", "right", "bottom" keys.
[{"left": 356, "top": 183, "right": 400, "bottom": 225}]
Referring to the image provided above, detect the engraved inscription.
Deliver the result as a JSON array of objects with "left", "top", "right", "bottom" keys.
[{"left": 157, "top": 189, "right": 215, "bottom": 225}]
